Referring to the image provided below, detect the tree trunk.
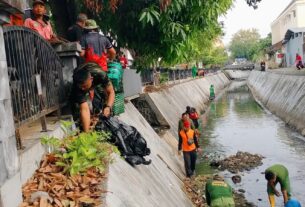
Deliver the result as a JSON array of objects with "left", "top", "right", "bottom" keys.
[{"left": 48, "top": 0, "right": 77, "bottom": 38}]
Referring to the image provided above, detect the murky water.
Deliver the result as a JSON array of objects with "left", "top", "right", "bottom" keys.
[{"left": 197, "top": 81, "right": 305, "bottom": 206}]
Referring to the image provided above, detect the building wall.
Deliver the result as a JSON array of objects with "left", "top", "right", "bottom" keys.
[
  {"left": 284, "top": 32, "right": 304, "bottom": 66},
  {"left": 271, "top": 0, "right": 305, "bottom": 44},
  {"left": 271, "top": 23, "right": 281, "bottom": 45},
  {"left": 296, "top": 4, "right": 305, "bottom": 26}
]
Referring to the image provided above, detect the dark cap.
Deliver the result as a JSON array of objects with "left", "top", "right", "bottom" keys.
[{"left": 33, "top": 0, "right": 45, "bottom": 6}]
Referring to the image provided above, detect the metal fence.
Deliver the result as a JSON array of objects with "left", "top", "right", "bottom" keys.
[
  {"left": 140, "top": 68, "right": 220, "bottom": 85},
  {"left": 3, "top": 26, "right": 65, "bottom": 141}
]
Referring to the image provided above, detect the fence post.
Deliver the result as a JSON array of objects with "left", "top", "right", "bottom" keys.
[
  {"left": 0, "top": 11, "right": 19, "bottom": 183},
  {"left": 40, "top": 116, "right": 48, "bottom": 132},
  {"left": 173, "top": 70, "right": 176, "bottom": 83},
  {"left": 0, "top": 3, "right": 25, "bottom": 206}
]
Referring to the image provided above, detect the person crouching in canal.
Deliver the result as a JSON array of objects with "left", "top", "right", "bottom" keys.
[
  {"left": 178, "top": 121, "right": 202, "bottom": 178},
  {"left": 265, "top": 164, "right": 291, "bottom": 207},
  {"left": 205, "top": 174, "right": 235, "bottom": 207}
]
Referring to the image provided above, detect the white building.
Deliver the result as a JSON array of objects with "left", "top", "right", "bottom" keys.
[
  {"left": 271, "top": 0, "right": 305, "bottom": 66},
  {"left": 271, "top": 0, "right": 305, "bottom": 45}
]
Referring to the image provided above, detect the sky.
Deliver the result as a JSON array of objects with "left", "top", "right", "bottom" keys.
[{"left": 221, "top": 0, "right": 292, "bottom": 45}]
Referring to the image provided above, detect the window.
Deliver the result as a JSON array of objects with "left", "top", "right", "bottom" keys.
[{"left": 293, "top": 10, "right": 296, "bottom": 17}]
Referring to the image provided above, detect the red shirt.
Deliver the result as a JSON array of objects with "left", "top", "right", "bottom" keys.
[
  {"left": 119, "top": 56, "right": 128, "bottom": 69},
  {"left": 296, "top": 55, "right": 302, "bottom": 61},
  {"left": 24, "top": 18, "right": 54, "bottom": 40}
]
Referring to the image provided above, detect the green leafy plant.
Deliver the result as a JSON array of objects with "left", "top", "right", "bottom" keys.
[
  {"left": 41, "top": 135, "right": 61, "bottom": 153},
  {"left": 60, "top": 120, "right": 77, "bottom": 137},
  {"left": 55, "top": 131, "right": 118, "bottom": 175}
]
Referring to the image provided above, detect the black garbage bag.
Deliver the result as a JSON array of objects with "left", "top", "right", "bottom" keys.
[{"left": 95, "top": 116, "right": 151, "bottom": 166}]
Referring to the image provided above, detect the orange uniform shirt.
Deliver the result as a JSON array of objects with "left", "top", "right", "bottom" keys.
[{"left": 179, "top": 129, "right": 196, "bottom": 152}]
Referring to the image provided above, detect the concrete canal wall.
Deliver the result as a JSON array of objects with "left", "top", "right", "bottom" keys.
[
  {"left": 143, "top": 72, "right": 230, "bottom": 136},
  {"left": 224, "top": 70, "right": 251, "bottom": 80},
  {"left": 106, "top": 72, "right": 231, "bottom": 207},
  {"left": 248, "top": 71, "right": 305, "bottom": 136}
]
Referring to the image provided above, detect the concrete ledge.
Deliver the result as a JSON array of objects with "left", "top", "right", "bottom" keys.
[
  {"left": 0, "top": 116, "right": 71, "bottom": 206},
  {"left": 19, "top": 124, "right": 66, "bottom": 184},
  {"left": 0, "top": 172, "right": 22, "bottom": 207}
]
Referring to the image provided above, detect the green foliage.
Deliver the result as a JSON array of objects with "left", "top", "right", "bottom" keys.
[
  {"left": 41, "top": 135, "right": 61, "bottom": 151},
  {"left": 202, "top": 46, "right": 229, "bottom": 67},
  {"left": 139, "top": 5, "right": 160, "bottom": 26},
  {"left": 60, "top": 120, "right": 76, "bottom": 137},
  {"left": 76, "top": 0, "right": 233, "bottom": 68},
  {"left": 252, "top": 33, "right": 272, "bottom": 62},
  {"left": 229, "top": 29, "right": 272, "bottom": 62},
  {"left": 229, "top": 28, "right": 261, "bottom": 61},
  {"left": 40, "top": 120, "right": 118, "bottom": 176},
  {"left": 55, "top": 131, "right": 118, "bottom": 175},
  {"left": 159, "top": 72, "right": 169, "bottom": 84}
]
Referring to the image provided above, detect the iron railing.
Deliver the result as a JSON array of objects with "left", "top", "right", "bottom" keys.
[
  {"left": 3, "top": 26, "right": 65, "bottom": 135},
  {"left": 141, "top": 68, "right": 220, "bottom": 85}
]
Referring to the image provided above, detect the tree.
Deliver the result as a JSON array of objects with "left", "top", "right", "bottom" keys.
[
  {"left": 84, "top": 0, "right": 233, "bottom": 68},
  {"left": 252, "top": 33, "right": 272, "bottom": 61},
  {"left": 49, "top": 0, "right": 234, "bottom": 68},
  {"left": 229, "top": 29, "right": 261, "bottom": 61}
]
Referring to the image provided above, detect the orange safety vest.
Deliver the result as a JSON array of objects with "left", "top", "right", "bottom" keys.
[{"left": 179, "top": 129, "right": 196, "bottom": 152}]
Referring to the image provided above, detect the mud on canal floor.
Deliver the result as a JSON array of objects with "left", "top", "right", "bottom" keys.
[
  {"left": 184, "top": 151, "right": 263, "bottom": 207},
  {"left": 193, "top": 81, "right": 305, "bottom": 206},
  {"left": 183, "top": 174, "right": 256, "bottom": 207}
]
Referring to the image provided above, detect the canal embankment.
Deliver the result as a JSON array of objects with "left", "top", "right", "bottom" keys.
[
  {"left": 248, "top": 70, "right": 305, "bottom": 136},
  {"left": 224, "top": 70, "right": 251, "bottom": 80},
  {"left": 9, "top": 71, "right": 245, "bottom": 207},
  {"left": 198, "top": 80, "right": 305, "bottom": 206},
  {"left": 105, "top": 72, "right": 231, "bottom": 207}
]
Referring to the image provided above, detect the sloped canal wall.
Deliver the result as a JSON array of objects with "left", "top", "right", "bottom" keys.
[
  {"left": 248, "top": 71, "right": 305, "bottom": 136},
  {"left": 105, "top": 72, "right": 230, "bottom": 207},
  {"left": 224, "top": 70, "right": 251, "bottom": 80}
]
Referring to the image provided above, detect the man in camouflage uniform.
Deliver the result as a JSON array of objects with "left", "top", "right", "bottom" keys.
[{"left": 70, "top": 63, "right": 115, "bottom": 132}]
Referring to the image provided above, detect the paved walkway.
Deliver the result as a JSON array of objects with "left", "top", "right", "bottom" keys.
[{"left": 265, "top": 67, "right": 305, "bottom": 76}]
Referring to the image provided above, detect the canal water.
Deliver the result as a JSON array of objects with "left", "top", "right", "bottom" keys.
[{"left": 197, "top": 81, "right": 305, "bottom": 206}]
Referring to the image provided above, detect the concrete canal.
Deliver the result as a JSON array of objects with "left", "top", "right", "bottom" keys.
[{"left": 197, "top": 81, "right": 305, "bottom": 206}]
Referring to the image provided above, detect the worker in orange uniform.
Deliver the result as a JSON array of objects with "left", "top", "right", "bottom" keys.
[{"left": 178, "top": 121, "right": 202, "bottom": 178}]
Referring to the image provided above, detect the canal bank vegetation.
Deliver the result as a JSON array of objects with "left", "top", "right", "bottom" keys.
[{"left": 21, "top": 122, "right": 119, "bottom": 207}]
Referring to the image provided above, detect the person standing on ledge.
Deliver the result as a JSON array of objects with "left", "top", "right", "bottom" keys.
[
  {"left": 265, "top": 164, "right": 291, "bottom": 207},
  {"left": 67, "top": 13, "right": 88, "bottom": 42},
  {"left": 24, "top": 0, "right": 59, "bottom": 43}
]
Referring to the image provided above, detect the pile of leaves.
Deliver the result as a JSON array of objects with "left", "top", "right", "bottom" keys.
[
  {"left": 20, "top": 121, "right": 119, "bottom": 207},
  {"left": 210, "top": 151, "right": 264, "bottom": 174},
  {"left": 183, "top": 175, "right": 211, "bottom": 207},
  {"left": 143, "top": 84, "right": 172, "bottom": 93},
  {"left": 21, "top": 160, "right": 105, "bottom": 207}
]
